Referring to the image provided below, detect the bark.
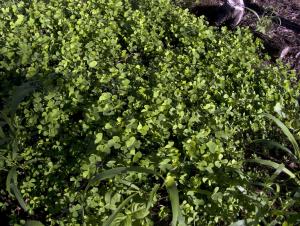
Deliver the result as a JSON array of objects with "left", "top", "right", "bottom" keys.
[
  {"left": 216, "top": 0, "right": 245, "bottom": 26},
  {"left": 190, "top": 0, "right": 245, "bottom": 27}
]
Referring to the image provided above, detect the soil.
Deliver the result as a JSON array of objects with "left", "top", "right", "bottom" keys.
[
  {"left": 242, "top": 0, "right": 300, "bottom": 75},
  {"left": 187, "top": 0, "right": 300, "bottom": 75}
]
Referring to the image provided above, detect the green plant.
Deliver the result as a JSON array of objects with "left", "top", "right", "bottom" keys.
[
  {"left": 83, "top": 166, "right": 185, "bottom": 226},
  {"left": 249, "top": 114, "right": 300, "bottom": 225},
  {"left": 0, "top": 82, "right": 45, "bottom": 225},
  {"left": 0, "top": 83, "right": 35, "bottom": 212},
  {"left": 0, "top": 0, "right": 299, "bottom": 225},
  {"left": 247, "top": 6, "right": 281, "bottom": 35},
  {"left": 171, "top": 0, "right": 199, "bottom": 8},
  {"left": 256, "top": 16, "right": 273, "bottom": 34}
]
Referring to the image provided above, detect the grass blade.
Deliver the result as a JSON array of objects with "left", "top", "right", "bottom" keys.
[
  {"left": 118, "top": 179, "right": 140, "bottom": 191},
  {"left": 0, "top": 126, "right": 5, "bottom": 138},
  {"left": 103, "top": 193, "right": 138, "bottom": 226},
  {"left": 146, "top": 183, "right": 160, "bottom": 210},
  {"left": 133, "top": 183, "right": 160, "bottom": 219},
  {"left": 25, "top": 220, "right": 44, "bottom": 226},
  {"left": 269, "top": 163, "right": 285, "bottom": 183},
  {"left": 6, "top": 167, "right": 17, "bottom": 195},
  {"left": 264, "top": 113, "right": 300, "bottom": 158},
  {"left": 165, "top": 177, "right": 186, "bottom": 226},
  {"left": 166, "top": 183, "right": 179, "bottom": 226},
  {"left": 11, "top": 182, "right": 28, "bottom": 211},
  {"left": 253, "top": 139, "right": 298, "bottom": 161},
  {"left": 247, "top": 159, "right": 299, "bottom": 184},
  {"left": 6, "top": 167, "right": 28, "bottom": 211},
  {"left": 12, "top": 139, "right": 19, "bottom": 160},
  {"left": 86, "top": 166, "right": 157, "bottom": 192}
]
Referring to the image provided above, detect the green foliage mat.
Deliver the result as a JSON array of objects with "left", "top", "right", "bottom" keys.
[{"left": 0, "top": 0, "right": 299, "bottom": 225}]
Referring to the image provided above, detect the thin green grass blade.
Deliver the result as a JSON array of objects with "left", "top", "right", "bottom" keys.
[
  {"left": 86, "top": 166, "right": 157, "bottom": 192},
  {"left": 79, "top": 194, "right": 86, "bottom": 226},
  {"left": 244, "top": 6, "right": 261, "bottom": 20},
  {"left": 166, "top": 181, "right": 186, "bottom": 226},
  {"left": 146, "top": 183, "right": 160, "bottom": 210},
  {"left": 166, "top": 183, "right": 179, "bottom": 226},
  {"left": 0, "top": 126, "right": 5, "bottom": 138},
  {"left": 133, "top": 183, "right": 160, "bottom": 219},
  {"left": 269, "top": 163, "right": 285, "bottom": 183},
  {"left": 247, "top": 159, "right": 298, "bottom": 183},
  {"left": 264, "top": 113, "right": 300, "bottom": 158},
  {"left": 6, "top": 167, "right": 17, "bottom": 195},
  {"left": 85, "top": 167, "right": 160, "bottom": 224},
  {"left": 118, "top": 179, "right": 140, "bottom": 191},
  {"left": 6, "top": 167, "right": 28, "bottom": 211},
  {"left": 25, "top": 220, "right": 44, "bottom": 226},
  {"left": 103, "top": 193, "right": 138, "bottom": 226},
  {"left": 12, "top": 139, "right": 19, "bottom": 160},
  {"left": 11, "top": 183, "right": 28, "bottom": 211},
  {"left": 253, "top": 139, "right": 298, "bottom": 161}
]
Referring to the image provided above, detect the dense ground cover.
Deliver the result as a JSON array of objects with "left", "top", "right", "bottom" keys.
[{"left": 0, "top": 0, "right": 299, "bottom": 225}]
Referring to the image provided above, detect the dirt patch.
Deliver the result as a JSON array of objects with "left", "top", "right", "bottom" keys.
[
  {"left": 183, "top": 0, "right": 300, "bottom": 75},
  {"left": 242, "top": 0, "right": 300, "bottom": 74}
]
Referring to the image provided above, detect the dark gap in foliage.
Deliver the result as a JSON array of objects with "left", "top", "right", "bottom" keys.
[{"left": 0, "top": 209, "right": 10, "bottom": 226}]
